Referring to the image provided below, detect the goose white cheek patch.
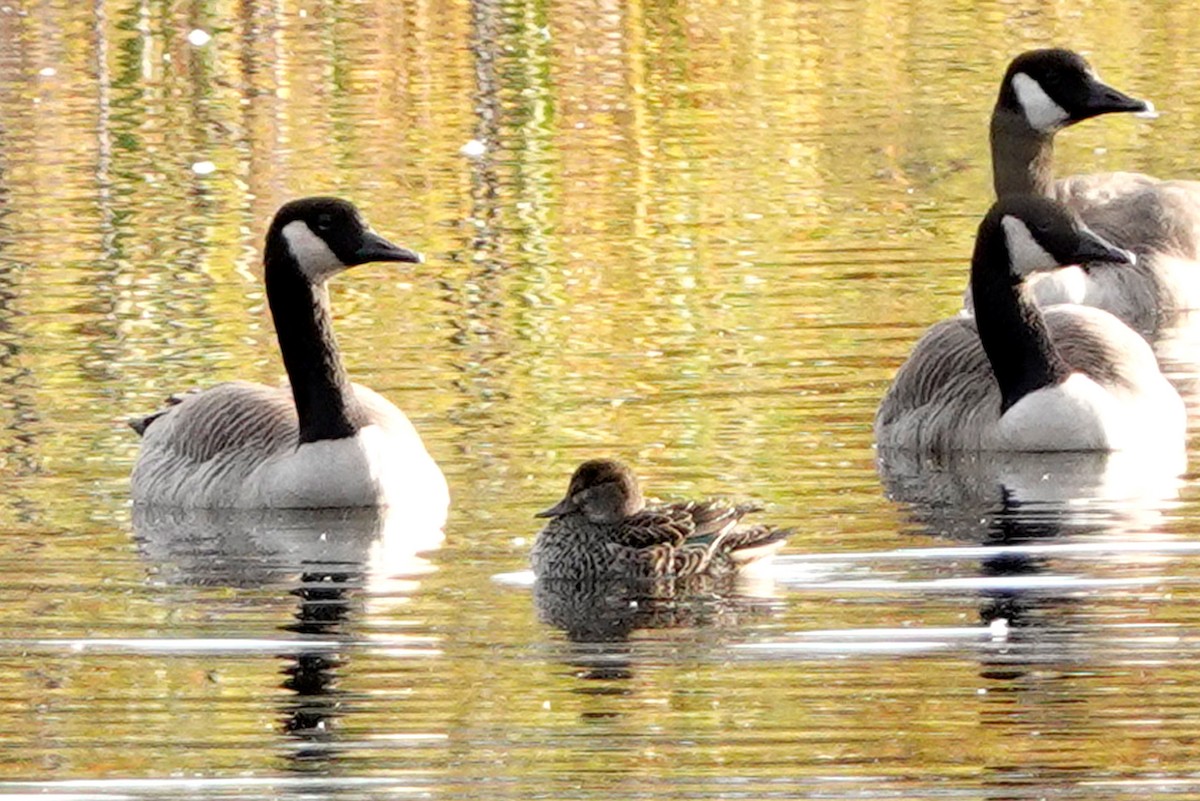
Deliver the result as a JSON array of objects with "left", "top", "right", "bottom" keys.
[
  {"left": 282, "top": 220, "right": 346, "bottom": 281},
  {"left": 1002, "top": 215, "right": 1059, "bottom": 276},
  {"left": 1011, "top": 72, "right": 1069, "bottom": 132}
]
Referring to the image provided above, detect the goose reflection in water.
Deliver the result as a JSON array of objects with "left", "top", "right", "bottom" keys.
[
  {"left": 876, "top": 446, "right": 1184, "bottom": 631},
  {"left": 875, "top": 446, "right": 1189, "bottom": 796},
  {"left": 132, "top": 506, "right": 441, "bottom": 771},
  {"left": 878, "top": 453, "right": 1188, "bottom": 799},
  {"left": 877, "top": 448, "right": 1184, "bottom": 544}
]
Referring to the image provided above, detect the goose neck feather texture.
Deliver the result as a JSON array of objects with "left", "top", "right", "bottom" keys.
[
  {"left": 971, "top": 209, "right": 1072, "bottom": 412},
  {"left": 265, "top": 258, "right": 365, "bottom": 444}
]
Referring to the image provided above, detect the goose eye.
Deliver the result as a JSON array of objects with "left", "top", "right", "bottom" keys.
[{"left": 315, "top": 213, "right": 333, "bottom": 232}]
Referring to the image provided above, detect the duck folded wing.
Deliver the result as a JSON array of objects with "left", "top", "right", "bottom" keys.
[
  {"left": 615, "top": 499, "right": 757, "bottom": 549},
  {"left": 720, "top": 524, "right": 791, "bottom": 555},
  {"left": 614, "top": 506, "right": 698, "bottom": 549}
]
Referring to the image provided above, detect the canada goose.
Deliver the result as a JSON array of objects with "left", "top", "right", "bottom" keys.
[
  {"left": 972, "top": 48, "right": 1200, "bottom": 333},
  {"left": 532, "top": 459, "right": 790, "bottom": 581},
  {"left": 876, "top": 195, "right": 1186, "bottom": 452},
  {"left": 130, "top": 197, "right": 450, "bottom": 513}
]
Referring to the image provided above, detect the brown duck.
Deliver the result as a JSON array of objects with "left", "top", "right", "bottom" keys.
[{"left": 531, "top": 459, "right": 790, "bottom": 581}]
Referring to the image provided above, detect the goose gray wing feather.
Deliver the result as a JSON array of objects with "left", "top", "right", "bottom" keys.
[
  {"left": 874, "top": 317, "right": 1001, "bottom": 452},
  {"left": 134, "top": 381, "right": 299, "bottom": 463},
  {"left": 1055, "top": 173, "right": 1200, "bottom": 260},
  {"left": 1054, "top": 174, "right": 1200, "bottom": 327},
  {"left": 1044, "top": 305, "right": 1162, "bottom": 390},
  {"left": 130, "top": 380, "right": 428, "bottom": 506},
  {"left": 131, "top": 381, "right": 300, "bottom": 504}
]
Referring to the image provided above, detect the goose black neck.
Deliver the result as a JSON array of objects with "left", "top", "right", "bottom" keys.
[
  {"left": 265, "top": 251, "right": 366, "bottom": 444},
  {"left": 971, "top": 232, "right": 1072, "bottom": 412},
  {"left": 991, "top": 107, "right": 1056, "bottom": 198}
]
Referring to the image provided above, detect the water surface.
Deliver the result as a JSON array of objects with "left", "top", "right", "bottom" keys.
[{"left": 3, "top": 0, "right": 1200, "bottom": 798}]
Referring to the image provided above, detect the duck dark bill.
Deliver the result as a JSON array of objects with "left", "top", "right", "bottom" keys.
[{"left": 535, "top": 496, "right": 573, "bottom": 518}]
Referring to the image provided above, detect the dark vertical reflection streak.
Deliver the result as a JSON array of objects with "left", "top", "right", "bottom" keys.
[
  {"left": 279, "top": 570, "right": 358, "bottom": 772},
  {"left": 0, "top": 4, "right": 41, "bottom": 517},
  {"left": 237, "top": 0, "right": 284, "bottom": 224},
  {"left": 444, "top": 0, "right": 513, "bottom": 457},
  {"left": 76, "top": 0, "right": 128, "bottom": 398},
  {"left": 975, "top": 505, "right": 1089, "bottom": 801}
]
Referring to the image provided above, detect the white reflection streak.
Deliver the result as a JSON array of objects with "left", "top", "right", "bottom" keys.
[
  {"left": 0, "top": 637, "right": 440, "bottom": 655},
  {"left": 774, "top": 539, "right": 1200, "bottom": 562},
  {"left": 771, "top": 574, "right": 1165, "bottom": 591}
]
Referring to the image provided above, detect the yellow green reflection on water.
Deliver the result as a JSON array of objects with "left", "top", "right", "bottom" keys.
[{"left": 1, "top": 0, "right": 1200, "bottom": 795}]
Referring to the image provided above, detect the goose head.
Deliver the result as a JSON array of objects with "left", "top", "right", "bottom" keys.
[
  {"left": 266, "top": 197, "right": 422, "bottom": 283},
  {"left": 997, "top": 49, "right": 1153, "bottom": 134},
  {"left": 979, "top": 194, "right": 1135, "bottom": 281},
  {"left": 536, "top": 459, "right": 645, "bottom": 524}
]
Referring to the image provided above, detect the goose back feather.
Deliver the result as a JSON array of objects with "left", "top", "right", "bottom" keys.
[{"left": 1056, "top": 172, "right": 1200, "bottom": 261}]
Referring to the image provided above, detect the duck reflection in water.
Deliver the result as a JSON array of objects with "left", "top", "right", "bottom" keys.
[
  {"left": 534, "top": 573, "right": 783, "bottom": 644},
  {"left": 133, "top": 506, "right": 439, "bottom": 771}
]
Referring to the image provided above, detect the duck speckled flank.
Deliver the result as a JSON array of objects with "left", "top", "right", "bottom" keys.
[{"left": 531, "top": 459, "right": 790, "bottom": 581}]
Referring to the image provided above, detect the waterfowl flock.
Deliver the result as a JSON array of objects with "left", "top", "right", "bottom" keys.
[{"left": 128, "top": 48, "right": 1199, "bottom": 588}]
